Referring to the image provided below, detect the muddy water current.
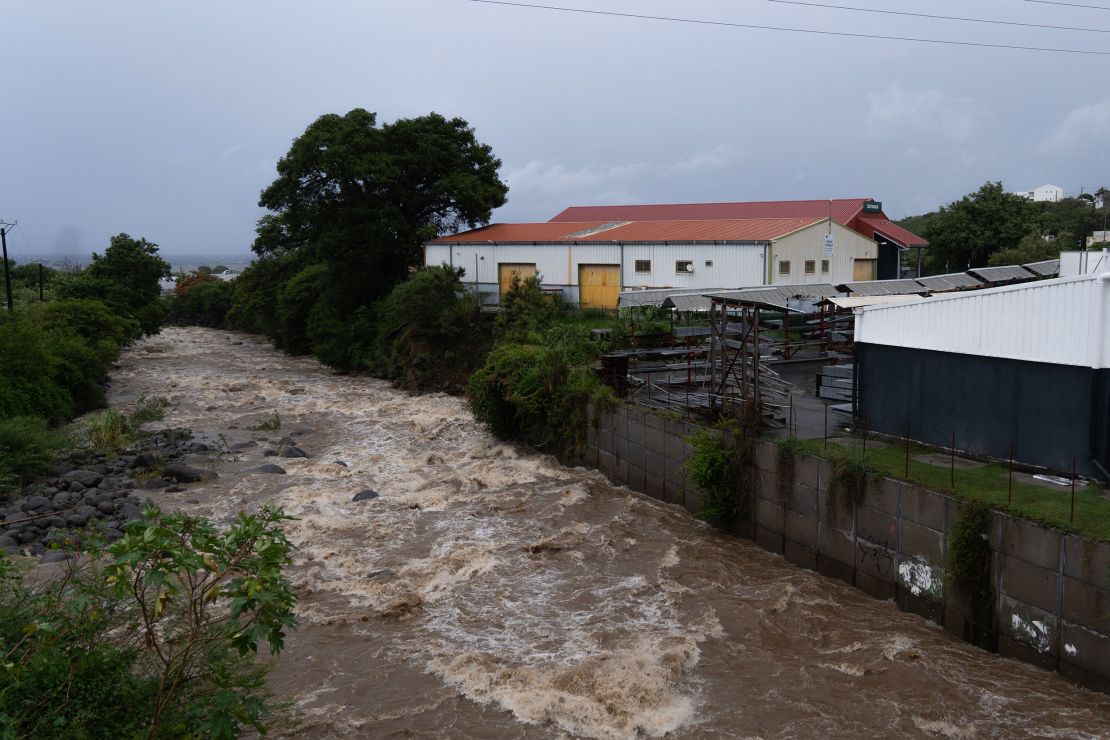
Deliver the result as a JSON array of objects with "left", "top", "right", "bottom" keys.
[{"left": 108, "top": 327, "right": 1110, "bottom": 738}]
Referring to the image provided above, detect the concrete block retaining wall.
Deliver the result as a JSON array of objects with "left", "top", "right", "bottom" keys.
[{"left": 586, "top": 405, "right": 1110, "bottom": 693}]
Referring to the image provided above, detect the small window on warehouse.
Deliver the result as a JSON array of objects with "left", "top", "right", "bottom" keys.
[
  {"left": 805, "top": 260, "right": 816, "bottom": 275},
  {"left": 821, "top": 260, "right": 830, "bottom": 273},
  {"left": 676, "top": 260, "right": 693, "bottom": 273},
  {"left": 635, "top": 260, "right": 651, "bottom": 273},
  {"left": 778, "top": 260, "right": 791, "bottom": 275}
]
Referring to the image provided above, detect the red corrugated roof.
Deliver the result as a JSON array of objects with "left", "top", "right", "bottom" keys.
[
  {"left": 551, "top": 199, "right": 869, "bottom": 225},
  {"left": 431, "top": 218, "right": 823, "bottom": 244},
  {"left": 549, "top": 198, "right": 928, "bottom": 247},
  {"left": 856, "top": 216, "right": 929, "bottom": 247},
  {"left": 430, "top": 222, "right": 609, "bottom": 243}
]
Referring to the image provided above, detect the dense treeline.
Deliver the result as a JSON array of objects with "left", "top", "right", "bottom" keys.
[
  {"left": 2, "top": 235, "right": 300, "bottom": 737},
  {"left": 169, "top": 108, "right": 512, "bottom": 388},
  {"left": 0, "top": 234, "right": 169, "bottom": 491},
  {"left": 164, "top": 108, "right": 627, "bottom": 454},
  {"left": 897, "top": 182, "right": 1110, "bottom": 273}
]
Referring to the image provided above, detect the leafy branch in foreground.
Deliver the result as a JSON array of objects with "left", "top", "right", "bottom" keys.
[{"left": 1, "top": 505, "right": 298, "bottom": 739}]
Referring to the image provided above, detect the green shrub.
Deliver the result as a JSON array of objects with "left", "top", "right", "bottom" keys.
[
  {"left": 0, "top": 417, "right": 64, "bottom": 496},
  {"left": 683, "top": 430, "right": 748, "bottom": 527},
  {"left": 494, "top": 273, "right": 565, "bottom": 341},
  {"left": 274, "top": 262, "right": 329, "bottom": 355},
  {"left": 0, "top": 505, "right": 297, "bottom": 738},
  {"left": 86, "top": 409, "right": 131, "bottom": 452},
  {"left": 129, "top": 395, "right": 170, "bottom": 427},
  {"left": 225, "top": 254, "right": 296, "bottom": 338},
  {"left": 946, "top": 500, "right": 993, "bottom": 602},
  {"left": 167, "top": 280, "right": 234, "bottom": 327},
  {"left": 467, "top": 341, "right": 612, "bottom": 451},
  {"left": 251, "top": 411, "right": 281, "bottom": 431},
  {"left": 372, "top": 265, "right": 489, "bottom": 387}
]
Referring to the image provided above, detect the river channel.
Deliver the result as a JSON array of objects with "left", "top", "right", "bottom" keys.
[{"left": 107, "top": 327, "right": 1110, "bottom": 738}]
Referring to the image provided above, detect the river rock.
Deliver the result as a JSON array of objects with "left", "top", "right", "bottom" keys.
[
  {"left": 252, "top": 464, "right": 286, "bottom": 475},
  {"left": 40, "top": 550, "right": 68, "bottom": 564},
  {"left": 280, "top": 446, "right": 308, "bottom": 459},
  {"left": 162, "top": 463, "right": 210, "bottom": 483},
  {"left": 24, "top": 495, "right": 54, "bottom": 512},
  {"left": 131, "top": 452, "right": 159, "bottom": 469},
  {"left": 353, "top": 489, "right": 379, "bottom": 502},
  {"left": 0, "top": 535, "right": 16, "bottom": 548},
  {"left": 164, "top": 485, "right": 185, "bottom": 493},
  {"left": 231, "top": 441, "right": 258, "bottom": 451},
  {"left": 97, "top": 500, "right": 116, "bottom": 515},
  {"left": 68, "top": 481, "right": 87, "bottom": 493},
  {"left": 62, "top": 470, "right": 102, "bottom": 488},
  {"left": 279, "top": 436, "right": 296, "bottom": 446}
]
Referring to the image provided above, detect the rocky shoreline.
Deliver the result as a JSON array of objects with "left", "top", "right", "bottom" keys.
[{"left": 0, "top": 429, "right": 217, "bottom": 561}]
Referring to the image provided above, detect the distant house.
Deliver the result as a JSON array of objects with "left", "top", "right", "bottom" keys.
[
  {"left": 426, "top": 217, "right": 879, "bottom": 310},
  {"left": 1015, "top": 184, "right": 1064, "bottom": 202},
  {"left": 425, "top": 198, "right": 927, "bottom": 309}
]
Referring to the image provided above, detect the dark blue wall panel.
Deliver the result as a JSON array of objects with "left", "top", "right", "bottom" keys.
[{"left": 857, "top": 343, "right": 1104, "bottom": 476}]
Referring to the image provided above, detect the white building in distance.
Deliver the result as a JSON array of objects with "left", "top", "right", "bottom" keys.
[{"left": 1015, "top": 184, "right": 1064, "bottom": 202}]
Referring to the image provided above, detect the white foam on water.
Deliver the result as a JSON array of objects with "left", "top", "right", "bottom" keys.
[
  {"left": 912, "top": 716, "right": 977, "bottom": 739},
  {"left": 428, "top": 634, "right": 701, "bottom": 739}
]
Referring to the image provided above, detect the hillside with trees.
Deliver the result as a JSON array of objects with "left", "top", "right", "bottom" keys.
[{"left": 897, "top": 182, "right": 1109, "bottom": 273}]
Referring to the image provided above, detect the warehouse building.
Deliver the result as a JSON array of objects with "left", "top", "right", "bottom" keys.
[
  {"left": 854, "top": 271, "right": 1110, "bottom": 477},
  {"left": 425, "top": 217, "right": 878, "bottom": 309},
  {"left": 550, "top": 197, "right": 927, "bottom": 280}
]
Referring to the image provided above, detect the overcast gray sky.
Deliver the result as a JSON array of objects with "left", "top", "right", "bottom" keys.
[{"left": 2, "top": 0, "right": 1107, "bottom": 258}]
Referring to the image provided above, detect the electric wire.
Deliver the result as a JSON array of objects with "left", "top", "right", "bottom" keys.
[
  {"left": 463, "top": 0, "right": 1110, "bottom": 55},
  {"left": 1023, "top": 0, "right": 1110, "bottom": 11},
  {"left": 767, "top": 0, "right": 1109, "bottom": 33}
]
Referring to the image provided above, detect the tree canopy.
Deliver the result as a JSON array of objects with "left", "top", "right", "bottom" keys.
[
  {"left": 56, "top": 233, "right": 170, "bottom": 336},
  {"left": 253, "top": 109, "right": 508, "bottom": 303},
  {"left": 920, "top": 182, "right": 1039, "bottom": 272},
  {"left": 900, "top": 182, "right": 1110, "bottom": 273}
]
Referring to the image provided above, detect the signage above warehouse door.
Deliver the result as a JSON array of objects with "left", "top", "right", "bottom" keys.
[
  {"left": 824, "top": 233, "right": 835, "bottom": 258},
  {"left": 863, "top": 201, "right": 883, "bottom": 213}
]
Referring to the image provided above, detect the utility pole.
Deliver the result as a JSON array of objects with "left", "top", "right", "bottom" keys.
[{"left": 0, "top": 220, "right": 16, "bottom": 313}]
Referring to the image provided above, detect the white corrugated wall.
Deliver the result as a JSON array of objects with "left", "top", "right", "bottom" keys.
[
  {"left": 854, "top": 273, "right": 1110, "bottom": 369},
  {"left": 423, "top": 242, "right": 766, "bottom": 292}
]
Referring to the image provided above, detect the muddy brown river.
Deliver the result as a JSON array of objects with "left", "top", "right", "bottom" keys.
[{"left": 107, "top": 327, "right": 1110, "bottom": 738}]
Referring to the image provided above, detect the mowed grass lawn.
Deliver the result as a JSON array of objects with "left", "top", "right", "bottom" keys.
[{"left": 786, "top": 438, "right": 1110, "bottom": 543}]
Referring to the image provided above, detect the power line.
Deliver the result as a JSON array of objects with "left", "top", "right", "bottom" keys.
[
  {"left": 767, "top": 0, "right": 1110, "bottom": 33},
  {"left": 463, "top": 0, "right": 1110, "bottom": 55},
  {"left": 1024, "top": 0, "right": 1110, "bottom": 10}
]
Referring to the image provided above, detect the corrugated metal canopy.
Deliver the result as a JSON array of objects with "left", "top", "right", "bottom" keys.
[
  {"left": 838, "top": 279, "right": 929, "bottom": 297},
  {"left": 619, "top": 288, "right": 723, "bottom": 308},
  {"left": 704, "top": 290, "right": 799, "bottom": 312},
  {"left": 915, "top": 272, "right": 983, "bottom": 292},
  {"left": 827, "top": 295, "right": 925, "bottom": 308},
  {"left": 968, "top": 265, "right": 1037, "bottom": 283},
  {"left": 1023, "top": 259, "right": 1060, "bottom": 277},
  {"left": 770, "top": 283, "right": 840, "bottom": 299},
  {"left": 661, "top": 294, "right": 713, "bottom": 312}
]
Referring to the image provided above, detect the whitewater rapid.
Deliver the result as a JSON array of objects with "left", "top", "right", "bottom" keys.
[{"left": 107, "top": 327, "right": 1110, "bottom": 738}]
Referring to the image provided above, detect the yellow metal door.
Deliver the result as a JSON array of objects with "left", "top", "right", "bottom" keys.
[
  {"left": 498, "top": 263, "right": 536, "bottom": 296},
  {"left": 853, "top": 259, "right": 877, "bottom": 281},
  {"left": 578, "top": 264, "right": 621, "bottom": 310}
]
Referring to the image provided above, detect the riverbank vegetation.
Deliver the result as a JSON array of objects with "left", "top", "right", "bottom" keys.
[
  {"left": 777, "top": 438, "right": 1110, "bottom": 542},
  {"left": 1, "top": 505, "right": 297, "bottom": 738},
  {"left": 0, "top": 235, "right": 170, "bottom": 496},
  {"left": 2, "top": 233, "right": 301, "bottom": 737}
]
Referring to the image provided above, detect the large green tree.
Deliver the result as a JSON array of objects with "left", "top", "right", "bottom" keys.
[
  {"left": 922, "top": 182, "right": 1039, "bottom": 272},
  {"left": 57, "top": 233, "right": 170, "bottom": 336},
  {"left": 252, "top": 109, "right": 508, "bottom": 306}
]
